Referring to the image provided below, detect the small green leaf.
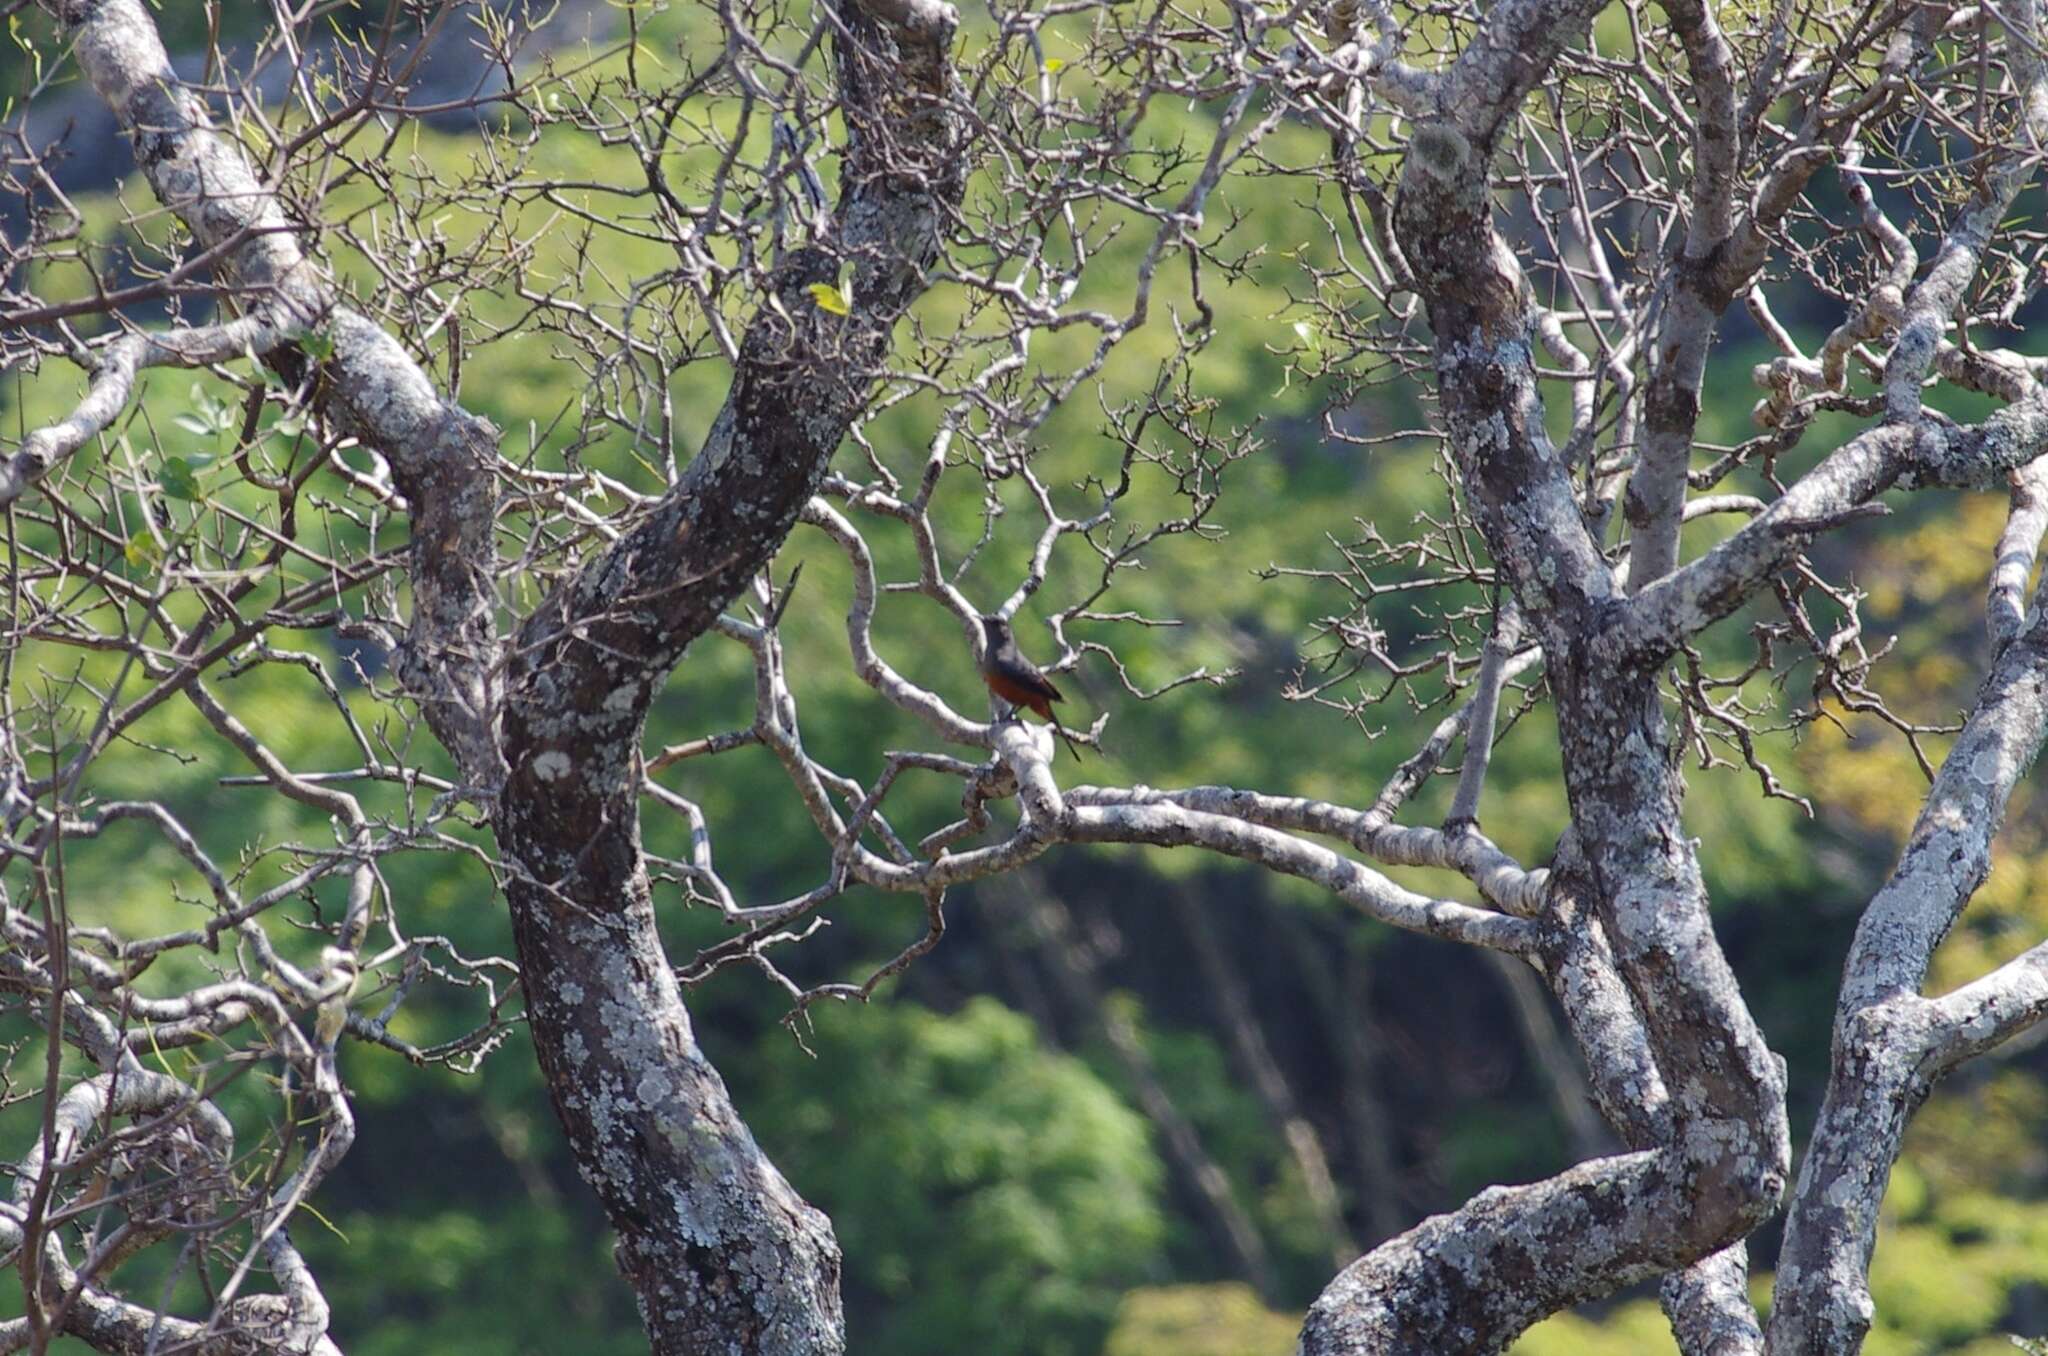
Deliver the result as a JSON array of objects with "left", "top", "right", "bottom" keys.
[
  {"left": 160, "top": 457, "right": 202, "bottom": 501},
  {"left": 124, "top": 535, "right": 161, "bottom": 570},
  {"left": 172, "top": 413, "right": 212, "bottom": 436},
  {"left": 807, "top": 282, "right": 851, "bottom": 316},
  {"left": 299, "top": 331, "right": 335, "bottom": 362}
]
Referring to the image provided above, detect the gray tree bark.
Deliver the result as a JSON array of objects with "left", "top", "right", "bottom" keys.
[
  {"left": 20, "top": 0, "right": 963, "bottom": 1350},
  {"left": 492, "top": 2, "right": 964, "bottom": 1335}
]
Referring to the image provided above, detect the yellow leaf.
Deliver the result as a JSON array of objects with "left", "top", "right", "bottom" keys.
[
  {"left": 1043, "top": 57, "right": 1066, "bottom": 73},
  {"left": 807, "top": 282, "right": 851, "bottom": 316}
]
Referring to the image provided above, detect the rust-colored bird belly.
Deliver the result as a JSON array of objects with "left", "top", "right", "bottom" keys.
[{"left": 984, "top": 669, "right": 1058, "bottom": 721}]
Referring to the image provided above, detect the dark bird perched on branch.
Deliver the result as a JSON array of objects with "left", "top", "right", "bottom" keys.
[{"left": 979, "top": 614, "right": 1084, "bottom": 759}]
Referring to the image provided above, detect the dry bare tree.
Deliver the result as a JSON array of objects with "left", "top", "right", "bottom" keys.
[{"left": 7, "top": 0, "right": 2048, "bottom": 1351}]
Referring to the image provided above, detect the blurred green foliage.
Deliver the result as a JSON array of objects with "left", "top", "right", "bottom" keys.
[
  {"left": 1102, "top": 1283, "right": 1299, "bottom": 1355},
  {"left": 740, "top": 998, "right": 1165, "bottom": 1355}
]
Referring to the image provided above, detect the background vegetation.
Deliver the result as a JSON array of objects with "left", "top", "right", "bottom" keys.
[{"left": 6, "top": 2, "right": 2048, "bottom": 1351}]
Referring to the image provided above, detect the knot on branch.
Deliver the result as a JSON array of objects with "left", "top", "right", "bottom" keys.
[
  {"left": 1405, "top": 123, "right": 1474, "bottom": 184},
  {"left": 1327, "top": 0, "right": 1364, "bottom": 43},
  {"left": 1394, "top": 125, "right": 1529, "bottom": 341}
]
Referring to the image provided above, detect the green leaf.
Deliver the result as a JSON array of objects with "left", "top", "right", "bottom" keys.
[
  {"left": 123, "top": 535, "right": 161, "bottom": 570},
  {"left": 160, "top": 457, "right": 202, "bottom": 501},
  {"left": 299, "top": 331, "right": 335, "bottom": 362},
  {"left": 807, "top": 282, "right": 851, "bottom": 316},
  {"left": 172, "top": 413, "right": 213, "bottom": 437},
  {"left": 1042, "top": 57, "right": 1066, "bottom": 73}
]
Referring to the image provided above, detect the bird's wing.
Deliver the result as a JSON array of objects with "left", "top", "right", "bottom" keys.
[{"left": 1011, "top": 663, "right": 1063, "bottom": 704}]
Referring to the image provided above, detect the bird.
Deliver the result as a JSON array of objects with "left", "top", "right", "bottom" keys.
[{"left": 979, "top": 614, "right": 1084, "bottom": 759}]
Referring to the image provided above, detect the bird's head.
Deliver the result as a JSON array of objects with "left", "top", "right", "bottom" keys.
[{"left": 980, "top": 614, "right": 1009, "bottom": 647}]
